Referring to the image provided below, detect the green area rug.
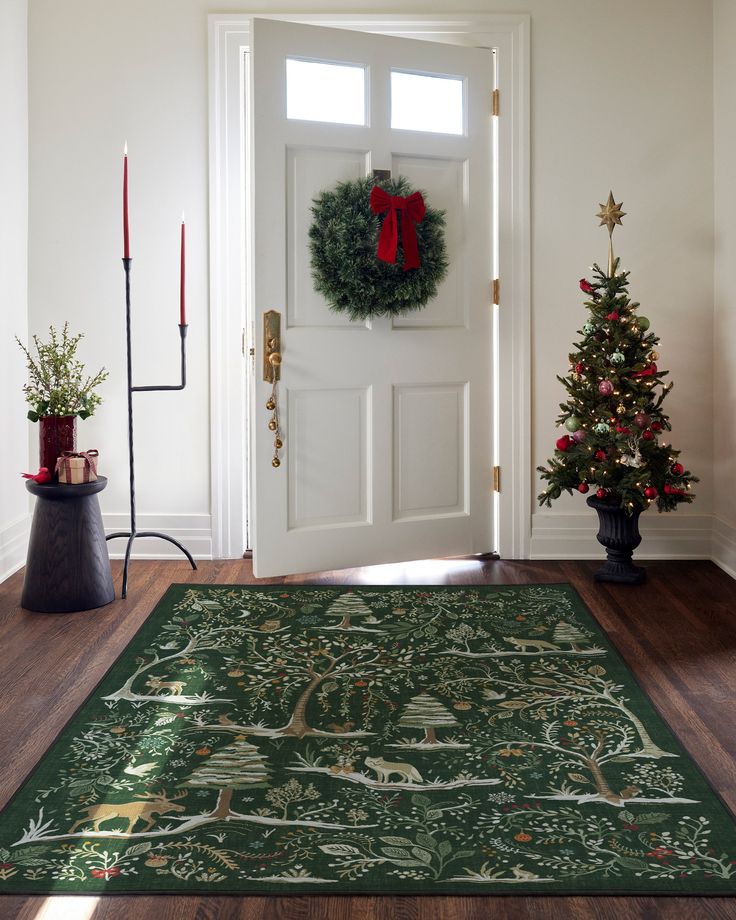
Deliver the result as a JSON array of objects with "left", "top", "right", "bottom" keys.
[{"left": 1, "top": 583, "right": 736, "bottom": 895}]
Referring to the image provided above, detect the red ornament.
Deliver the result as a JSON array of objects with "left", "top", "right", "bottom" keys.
[
  {"left": 577, "top": 482, "right": 590, "bottom": 494},
  {"left": 632, "top": 363, "right": 657, "bottom": 378},
  {"left": 556, "top": 435, "right": 574, "bottom": 452},
  {"left": 598, "top": 379, "right": 614, "bottom": 396},
  {"left": 644, "top": 486, "right": 658, "bottom": 499},
  {"left": 664, "top": 483, "right": 687, "bottom": 497},
  {"left": 671, "top": 462, "right": 684, "bottom": 476},
  {"left": 579, "top": 278, "right": 595, "bottom": 295},
  {"left": 615, "top": 425, "right": 631, "bottom": 434},
  {"left": 370, "top": 186, "right": 426, "bottom": 270},
  {"left": 574, "top": 363, "right": 585, "bottom": 375},
  {"left": 633, "top": 412, "right": 651, "bottom": 429},
  {"left": 594, "top": 449, "right": 606, "bottom": 461},
  {"left": 606, "top": 311, "right": 619, "bottom": 321},
  {"left": 596, "top": 488, "right": 607, "bottom": 499},
  {"left": 651, "top": 421, "right": 662, "bottom": 432},
  {"left": 641, "top": 430, "right": 654, "bottom": 441}
]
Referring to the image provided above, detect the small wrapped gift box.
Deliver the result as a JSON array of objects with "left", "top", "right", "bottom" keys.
[{"left": 55, "top": 449, "right": 99, "bottom": 484}]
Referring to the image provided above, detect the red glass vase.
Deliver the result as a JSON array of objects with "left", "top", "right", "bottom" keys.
[{"left": 39, "top": 416, "right": 77, "bottom": 478}]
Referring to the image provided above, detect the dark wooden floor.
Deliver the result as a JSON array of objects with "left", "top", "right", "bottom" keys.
[{"left": 1, "top": 557, "right": 736, "bottom": 920}]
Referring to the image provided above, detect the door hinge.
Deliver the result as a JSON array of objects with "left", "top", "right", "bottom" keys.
[
  {"left": 492, "top": 88, "right": 500, "bottom": 117},
  {"left": 492, "top": 465, "right": 501, "bottom": 492},
  {"left": 492, "top": 278, "right": 500, "bottom": 305}
]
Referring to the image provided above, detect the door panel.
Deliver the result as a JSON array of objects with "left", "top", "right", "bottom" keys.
[
  {"left": 287, "top": 386, "right": 371, "bottom": 530},
  {"left": 286, "top": 147, "right": 370, "bottom": 328},
  {"left": 250, "top": 18, "right": 494, "bottom": 577},
  {"left": 393, "top": 383, "right": 468, "bottom": 521},
  {"left": 391, "top": 155, "right": 468, "bottom": 329}
]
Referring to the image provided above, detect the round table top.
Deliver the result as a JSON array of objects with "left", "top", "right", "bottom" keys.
[{"left": 26, "top": 476, "right": 108, "bottom": 500}]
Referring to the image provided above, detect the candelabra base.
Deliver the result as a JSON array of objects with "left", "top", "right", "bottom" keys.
[{"left": 106, "top": 531, "right": 197, "bottom": 598}]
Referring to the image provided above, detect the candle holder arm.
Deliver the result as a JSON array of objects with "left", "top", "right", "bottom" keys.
[{"left": 131, "top": 324, "right": 188, "bottom": 392}]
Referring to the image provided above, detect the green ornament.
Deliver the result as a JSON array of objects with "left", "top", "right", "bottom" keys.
[
  {"left": 637, "top": 316, "right": 650, "bottom": 331},
  {"left": 565, "top": 416, "right": 581, "bottom": 433},
  {"left": 611, "top": 351, "right": 625, "bottom": 365},
  {"left": 309, "top": 176, "right": 448, "bottom": 321},
  {"left": 582, "top": 322, "right": 595, "bottom": 335},
  {"left": 594, "top": 422, "right": 610, "bottom": 435}
]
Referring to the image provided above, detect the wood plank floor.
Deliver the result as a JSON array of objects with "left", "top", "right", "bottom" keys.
[{"left": 1, "top": 558, "right": 736, "bottom": 920}]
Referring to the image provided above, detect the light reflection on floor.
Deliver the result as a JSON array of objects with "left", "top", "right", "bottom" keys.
[
  {"left": 352, "top": 557, "right": 485, "bottom": 584},
  {"left": 33, "top": 896, "right": 99, "bottom": 920}
]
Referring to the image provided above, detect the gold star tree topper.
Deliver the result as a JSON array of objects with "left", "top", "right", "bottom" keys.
[{"left": 596, "top": 192, "right": 625, "bottom": 275}]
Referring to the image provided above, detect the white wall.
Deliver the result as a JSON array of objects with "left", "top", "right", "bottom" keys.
[
  {"left": 27, "top": 0, "right": 715, "bottom": 562},
  {"left": 0, "top": 0, "right": 30, "bottom": 581},
  {"left": 713, "top": 0, "right": 736, "bottom": 577}
]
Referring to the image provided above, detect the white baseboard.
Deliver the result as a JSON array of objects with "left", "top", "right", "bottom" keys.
[
  {"left": 530, "top": 510, "right": 713, "bottom": 560},
  {"left": 712, "top": 516, "right": 736, "bottom": 580},
  {"left": 0, "top": 514, "right": 31, "bottom": 583},
  {"left": 103, "top": 513, "right": 213, "bottom": 560}
]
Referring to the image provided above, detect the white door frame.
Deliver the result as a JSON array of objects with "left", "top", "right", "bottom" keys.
[{"left": 208, "top": 12, "right": 531, "bottom": 561}]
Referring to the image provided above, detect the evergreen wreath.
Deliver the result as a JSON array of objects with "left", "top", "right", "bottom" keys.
[{"left": 309, "top": 176, "right": 448, "bottom": 321}]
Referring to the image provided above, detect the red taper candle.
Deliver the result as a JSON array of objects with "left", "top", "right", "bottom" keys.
[
  {"left": 180, "top": 213, "right": 186, "bottom": 325},
  {"left": 123, "top": 142, "right": 130, "bottom": 258}
]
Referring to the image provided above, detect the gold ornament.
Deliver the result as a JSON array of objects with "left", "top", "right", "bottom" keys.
[
  {"left": 617, "top": 404, "right": 626, "bottom": 415},
  {"left": 266, "top": 398, "right": 276, "bottom": 410},
  {"left": 596, "top": 191, "right": 626, "bottom": 276},
  {"left": 649, "top": 350, "right": 659, "bottom": 361},
  {"left": 274, "top": 437, "right": 283, "bottom": 449},
  {"left": 268, "top": 418, "right": 277, "bottom": 431},
  {"left": 272, "top": 456, "right": 281, "bottom": 468}
]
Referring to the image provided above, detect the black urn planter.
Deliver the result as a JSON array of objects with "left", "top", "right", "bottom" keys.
[{"left": 586, "top": 495, "right": 646, "bottom": 585}]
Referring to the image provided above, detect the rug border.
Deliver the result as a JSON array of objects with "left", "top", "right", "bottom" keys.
[{"left": 1, "top": 581, "right": 735, "bottom": 899}]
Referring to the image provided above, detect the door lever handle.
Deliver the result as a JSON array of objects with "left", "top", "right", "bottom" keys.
[{"left": 263, "top": 311, "right": 283, "bottom": 467}]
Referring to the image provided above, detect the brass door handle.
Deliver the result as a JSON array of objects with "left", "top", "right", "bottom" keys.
[{"left": 263, "top": 311, "right": 283, "bottom": 467}]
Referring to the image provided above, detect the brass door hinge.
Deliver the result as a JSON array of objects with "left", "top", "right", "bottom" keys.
[
  {"left": 492, "top": 88, "right": 500, "bottom": 117},
  {"left": 492, "top": 466, "right": 501, "bottom": 492},
  {"left": 492, "top": 278, "right": 500, "bottom": 305}
]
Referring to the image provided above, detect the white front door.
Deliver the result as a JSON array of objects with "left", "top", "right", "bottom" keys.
[{"left": 250, "top": 18, "right": 494, "bottom": 578}]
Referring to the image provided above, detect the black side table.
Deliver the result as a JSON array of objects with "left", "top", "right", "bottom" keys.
[{"left": 22, "top": 476, "right": 115, "bottom": 613}]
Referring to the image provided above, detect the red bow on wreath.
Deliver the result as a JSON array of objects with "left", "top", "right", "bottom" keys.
[{"left": 370, "top": 186, "right": 426, "bottom": 271}]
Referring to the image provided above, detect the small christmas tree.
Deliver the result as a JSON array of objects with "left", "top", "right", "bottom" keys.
[
  {"left": 398, "top": 693, "right": 458, "bottom": 745},
  {"left": 537, "top": 193, "right": 697, "bottom": 515},
  {"left": 325, "top": 592, "right": 373, "bottom": 629}
]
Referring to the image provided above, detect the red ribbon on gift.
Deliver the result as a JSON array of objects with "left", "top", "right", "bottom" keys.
[
  {"left": 55, "top": 449, "right": 99, "bottom": 483},
  {"left": 370, "top": 186, "right": 426, "bottom": 271}
]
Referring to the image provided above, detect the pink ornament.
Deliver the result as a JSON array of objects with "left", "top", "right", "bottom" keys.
[
  {"left": 598, "top": 379, "right": 614, "bottom": 396},
  {"left": 634, "top": 412, "right": 651, "bottom": 429},
  {"left": 572, "top": 429, "right": 587, "bottom": 443}
]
